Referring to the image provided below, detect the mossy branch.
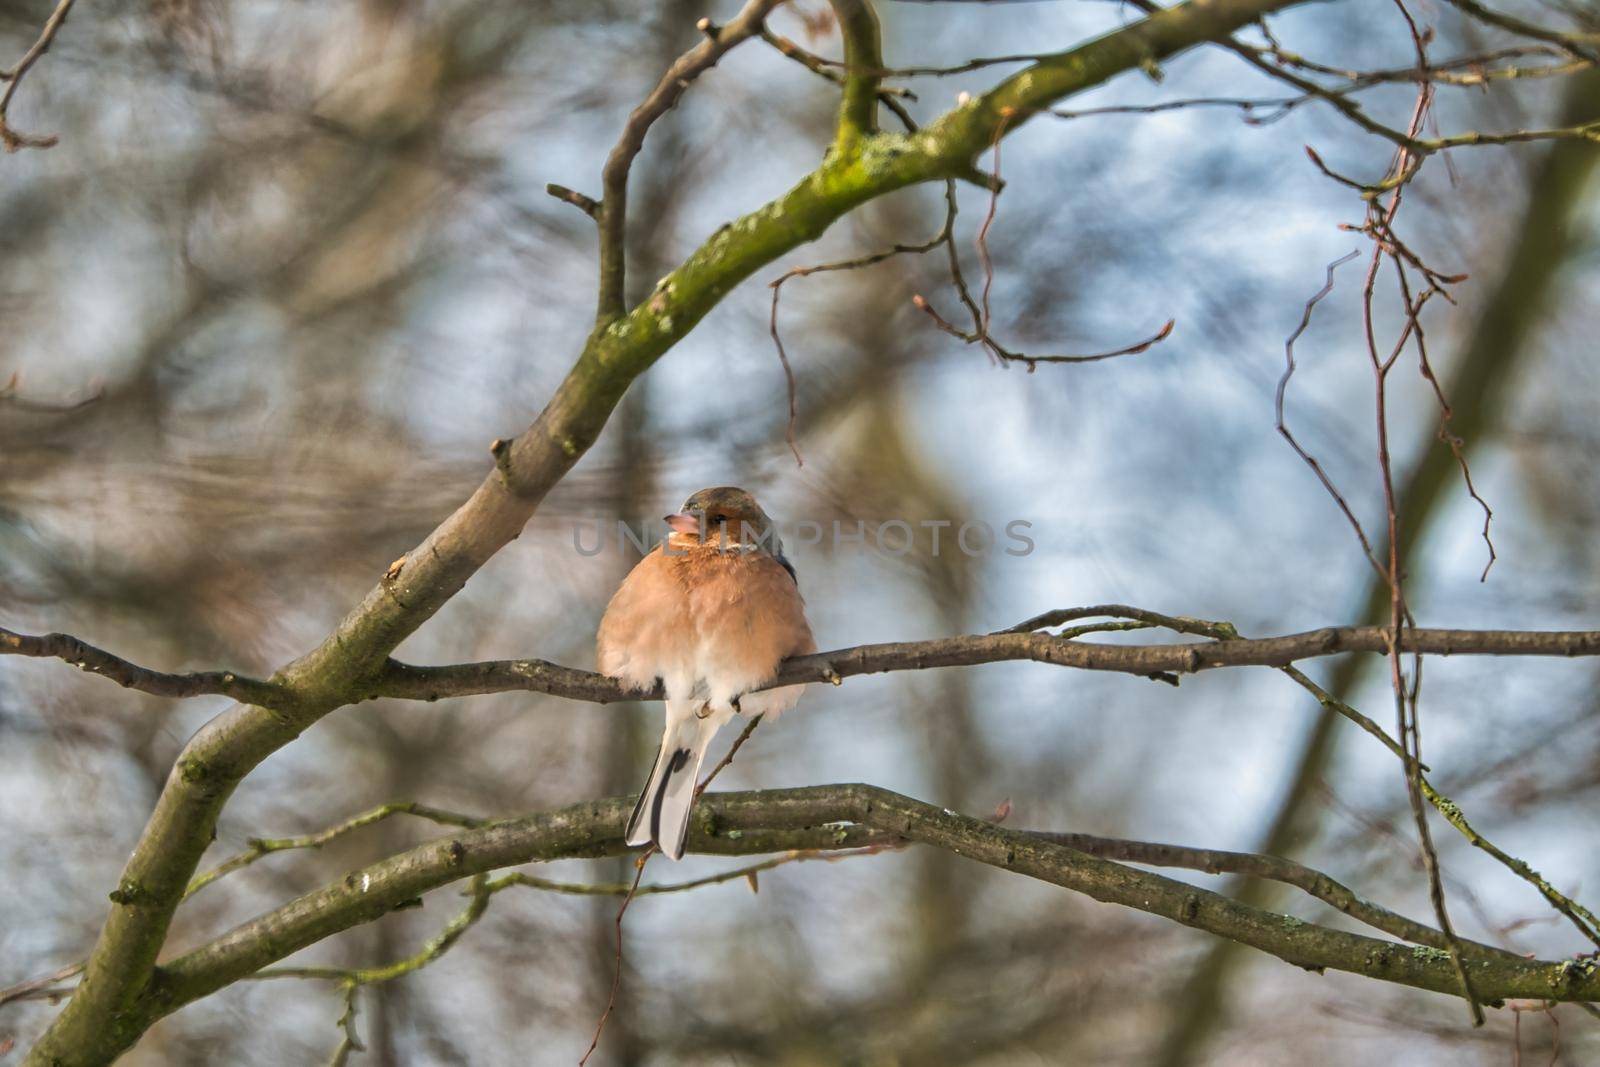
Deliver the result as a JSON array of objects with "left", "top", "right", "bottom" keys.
[{"left": 125, "top": 785, "right": 1600, "bottom": 1030}]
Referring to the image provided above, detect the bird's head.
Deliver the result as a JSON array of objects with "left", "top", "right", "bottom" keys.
[{"left": 666, "top": 486, "right": 779, "bottom": 553}]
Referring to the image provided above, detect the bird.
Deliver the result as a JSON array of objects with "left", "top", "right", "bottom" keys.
[{"left": 596, "top": 486, "right": 816, "bottom": 861}]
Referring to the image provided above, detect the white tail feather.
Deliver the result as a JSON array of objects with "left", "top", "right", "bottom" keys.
[{"left": 624, "top": 710, "right": 721, "bottom": 860}]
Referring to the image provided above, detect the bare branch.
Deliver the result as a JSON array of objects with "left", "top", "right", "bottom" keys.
[
  {"left": 0, "top": 627, "right": 287, "bottom": 708},
  {"left": 371, "top": 622, "right": 1600, "bottom": 705},
  {"left": 1276, "top": 250, "right": 1390, "bottom": 579}
]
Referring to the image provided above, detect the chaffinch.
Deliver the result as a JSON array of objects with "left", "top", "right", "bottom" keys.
[{"left": 596, "top": 487, "right": 816, "bottom": 860}]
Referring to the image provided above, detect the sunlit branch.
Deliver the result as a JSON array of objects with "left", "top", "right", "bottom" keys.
[{"left": 143, "top": 785, "right": 1600, "bottom": 1022}]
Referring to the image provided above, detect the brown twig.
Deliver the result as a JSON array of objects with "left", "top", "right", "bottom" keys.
[
  {"left": 1390, "top": 240, "right": 1496, "bottom": 580},
  {"left": 0, "top": 0, "right": 76, "bottom": 152},
  {"left": 696, "top": 714, "right": 764, "bottom": 798},
  {"left": 584, "top": 712, "right": 766, "bottom": 1065},
  {"left": 757, "top": 36, "right": 1050, "bottom": 80},
  {"left": 760, "top": 58, "right": 958, "bottom": 466},
  {"left": 1274, "top": 249, "right": 1390, "bottom": 578},
  {"left": 911, "top": 108, "right": 1176, "bottom": 370},
  {"left": 1351, "top": 14, "right": 1480, "bottom": 1017},
  {"left": 0, "top": 963, "right": 85, "bottom": 1009},
  {"left": 758, "top": 27, "right": 918, "bottom": 129},
  {"left": 973, "top": 106, "right": 1014, "bottom": 362},
  {"left": 1220, "top": 34, "right": 1600, "bottom": 182},
  {"left": 1049, "top": 48, "right": 1593, "bottom": 126},
  {"left": 765, "top": 181, "right": 957, "bottom": 466},
  {"left": 580, "top": 849, "right": 651, "bottom": 1067}
]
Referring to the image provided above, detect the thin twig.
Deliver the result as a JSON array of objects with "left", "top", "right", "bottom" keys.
[
  {"left": 1274, "top": 250, "right": 1389, "bottom": 577},
  {"left": 765, "top": 190, "right": 956, "bottom": 466},
  {"left": 1422, "top": 780, "right": 1600, "bottom": 948},
  {"left": 583, "top": 712, "right": 766, "bottom": 1064},
  {"left": 1350, "top": 16, "right": 1480, "bottom": 1016},
  {"left": 186, "top": 802, "right": 495, "bottom": 897},
  {"left": 579, "top": 849, "right": 650, "bottom": 1067},
  {"left": 911, "top": 107, "right": 1176, "bottom": 369},
  {"left": 760, "top": 68, "right": 954, "bottom": 466},
  {"left": 696, "top": 714, "right": 764, "bottom": 798},
  {"left": 0, "top": 0, "right": 76, "bottom": 152}
]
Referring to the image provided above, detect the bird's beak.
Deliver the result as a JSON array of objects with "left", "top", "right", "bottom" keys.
[{"left": 664, "top": 513, "right": 701, "bottom": 535}]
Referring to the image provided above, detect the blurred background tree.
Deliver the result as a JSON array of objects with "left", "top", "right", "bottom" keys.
[{"left": 2, "top": 0, "right": 1599, "bottom": 1064}]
